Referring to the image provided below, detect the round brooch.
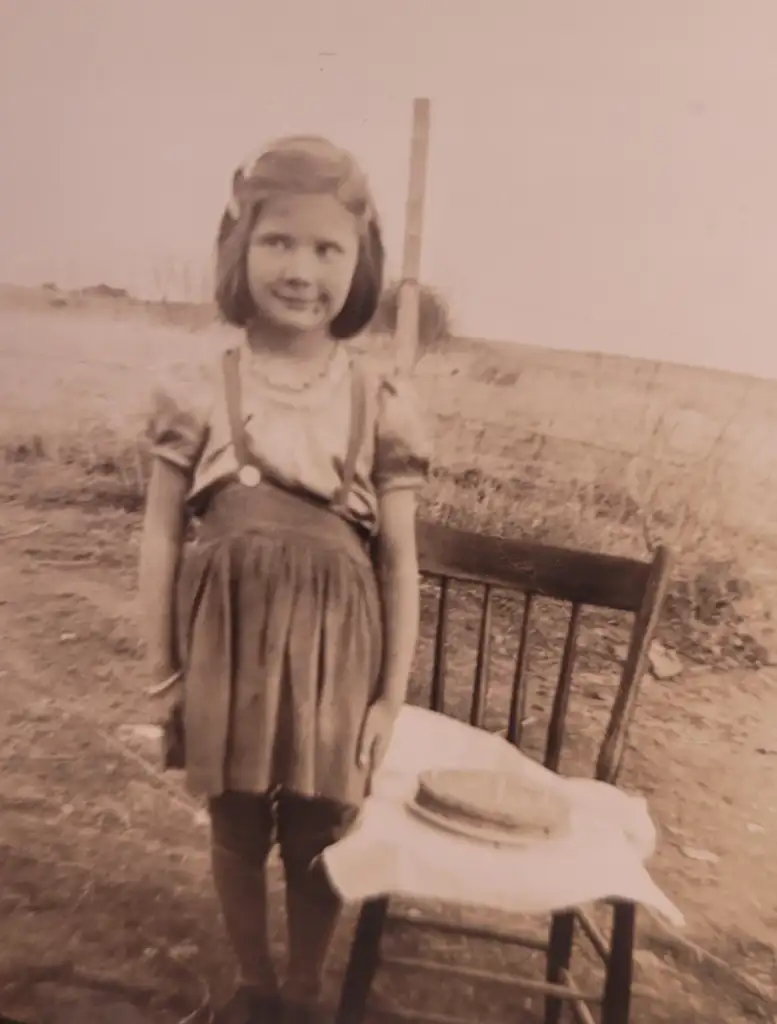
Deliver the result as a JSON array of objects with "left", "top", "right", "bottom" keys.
[{"left": 238, "top": 465, "right": 261, "bottom": 487}]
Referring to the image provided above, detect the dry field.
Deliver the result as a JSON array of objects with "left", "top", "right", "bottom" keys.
[{"left": 1, "top": 282, "right": 776, "bottom": 1023}]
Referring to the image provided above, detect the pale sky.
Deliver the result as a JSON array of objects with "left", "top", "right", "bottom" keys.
[{"left": 2, "top": 0, "right": 777, "bottom": 377}]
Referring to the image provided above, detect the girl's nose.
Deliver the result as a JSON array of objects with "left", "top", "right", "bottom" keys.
[{"left": 284, "top": 245, "right": 317, "bottom": 284}]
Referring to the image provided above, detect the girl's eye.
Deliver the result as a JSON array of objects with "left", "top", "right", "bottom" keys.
[
  {"left": 316, "top": 241, "right": 343, "bottom": 258},
  {"left": 259, "top": 234, "right": 292, "bottom": 250}
]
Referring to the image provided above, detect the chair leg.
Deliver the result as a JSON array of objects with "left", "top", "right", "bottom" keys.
[
  {"left": 543, "top": 911, "right": 576, "bottom": 1024},
  {"left": 601, "top": 901, "right": 635, "bottom": 1024},
  {"left": 335, "top": 897, "right": 390, "bottom": 1024}
]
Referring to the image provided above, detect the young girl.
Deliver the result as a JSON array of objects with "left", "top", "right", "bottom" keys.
[{"left": 139, "top": 136, "right": 431, "bottom": 1024}]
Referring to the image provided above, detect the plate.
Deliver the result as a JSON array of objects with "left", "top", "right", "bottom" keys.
[{"left": 404, "top": 797, "right": 569, "bottom": 847}]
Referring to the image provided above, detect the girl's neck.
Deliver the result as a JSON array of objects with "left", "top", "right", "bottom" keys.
[{"left": 245, "top": 321, "right": 334, "bottom": 364}]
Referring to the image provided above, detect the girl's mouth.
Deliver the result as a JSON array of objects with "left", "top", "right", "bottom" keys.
[{"left": 273, "top": 292, "right": 321, "bottom": 311}]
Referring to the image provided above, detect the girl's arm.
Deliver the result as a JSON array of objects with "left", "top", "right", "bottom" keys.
[
  {"left": 373, "top": 487, "right": 421, "bottom": 710},
  {"left": 138, "top": 459, "right": 189, "bottom": 679}
]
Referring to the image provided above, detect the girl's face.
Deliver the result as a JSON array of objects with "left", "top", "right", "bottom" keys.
[{"left": 246, "top": 194, "right": 360, "bottom": 336}]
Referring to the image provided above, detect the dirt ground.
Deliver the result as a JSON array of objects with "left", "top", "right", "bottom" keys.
[{"left": 0, "top": 494, "right": 776, "bottom": 1024}]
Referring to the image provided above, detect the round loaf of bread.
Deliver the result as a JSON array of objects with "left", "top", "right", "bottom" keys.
[{"left": 413, "top": 768, "right": 568, "bottom": 840}]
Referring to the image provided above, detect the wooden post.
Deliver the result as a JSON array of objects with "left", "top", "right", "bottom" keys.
[{"left": 395, "top": 97, "right": 432, "bottom": 375}]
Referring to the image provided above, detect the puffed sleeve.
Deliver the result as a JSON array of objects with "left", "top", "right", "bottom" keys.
[
  {"left": 144, "top": 381, "right": 210, "bottom": 477},
  {"left": 372, "top": 373, "right": 433, "bottom": 494}
]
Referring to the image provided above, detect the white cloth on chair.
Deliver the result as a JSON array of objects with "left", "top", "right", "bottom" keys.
[{"left": 320, "top": 705, "right": 684, "bottom": 927}]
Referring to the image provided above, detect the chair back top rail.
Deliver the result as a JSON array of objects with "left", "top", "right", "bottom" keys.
[{"left": 417, "top": 521, "right": 657, "bottom": 612}]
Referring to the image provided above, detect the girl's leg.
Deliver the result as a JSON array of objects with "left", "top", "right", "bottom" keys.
[
  {"left": 276, "top": 791, "right": 358, "bottom": 1012},
  {"left": 209, "top": 790, "right": 279, "bottom": 997}
]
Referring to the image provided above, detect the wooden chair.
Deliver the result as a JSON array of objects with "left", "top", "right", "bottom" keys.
[{"left": 335, "top": 520, "right": 673, "bottom": 1024}]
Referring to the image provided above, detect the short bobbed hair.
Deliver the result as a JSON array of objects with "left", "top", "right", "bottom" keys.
[{"left": 214, "top": 136, "right": 385, "bottom": 340}]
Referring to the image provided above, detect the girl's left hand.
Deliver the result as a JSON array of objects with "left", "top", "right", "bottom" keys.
[{"left": 357, "top": 699, "right": 400, "bottom": 773}]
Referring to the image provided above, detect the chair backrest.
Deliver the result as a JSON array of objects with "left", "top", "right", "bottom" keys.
[{"left": 414, "top": 520, "right": 673, "bottom": 785}]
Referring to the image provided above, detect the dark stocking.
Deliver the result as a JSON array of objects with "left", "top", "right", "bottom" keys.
[
  {"left": 277, "top": 792, "right": 358, "bottom": 1008},
  {"left": 209, "top": 791, "right": 279, "bottom": 996}
]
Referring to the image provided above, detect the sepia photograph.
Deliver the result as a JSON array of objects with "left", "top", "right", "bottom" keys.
[{"left": 0, "top": 2, "right": 776, "bottom": 1022}]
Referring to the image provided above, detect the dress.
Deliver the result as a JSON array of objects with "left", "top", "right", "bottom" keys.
[{"left": 146, "top": 342, "right": 431, "bottom": 806}]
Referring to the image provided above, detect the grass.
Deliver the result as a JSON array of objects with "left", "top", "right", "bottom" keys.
[
  {"left": 0, "top": 425, "right": 770, "bottom": 676},
  {"left": 0, "top": 282, "right": 775, "bottom": 672}
]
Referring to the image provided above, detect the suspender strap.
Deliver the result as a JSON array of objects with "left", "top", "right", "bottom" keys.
[
  {"left": 331, "top": 360, "right": 367, "bottom": 510},
  {"left": 221, "top": 347, "right": 367, "bottom": 511},
  {"left": 222, "top": 348, "right": 252, "bottom": 467}
]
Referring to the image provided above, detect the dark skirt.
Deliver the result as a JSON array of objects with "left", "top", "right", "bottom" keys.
[{"left": 175, "top": 481, "right": 383, "bottom": 806}]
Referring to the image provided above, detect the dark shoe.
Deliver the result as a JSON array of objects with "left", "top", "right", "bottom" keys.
[{"left": 211, "top": 986, "right": 283, "bottom": 1024}]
